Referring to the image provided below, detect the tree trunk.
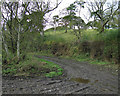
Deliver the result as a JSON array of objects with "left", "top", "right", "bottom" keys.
[
  {"left": 78, "top": 26, "right": 81, "bottom": 41},
  {"left": 9, "top": 8, "right": 15, "bottom": 54},
  {"left": 100, "top": 26, "right": 104, "bottom": 33},
  {"left": 78, "top": 26, "right": 80, "bottom": 35},
  {"left": 73, "top": 26, "right": 79, "bottom": 39},
  {"left": 17, "top": 24, "right": 20, "bottom": 59},
  {"left": 54, "top": 19, "right": 56, "bottom": 33},
  {"left": 100, "top": 20, "right": 104, "bottom": 33},
  {"left": 2, "top": 34, "right": 9, "bottom": 56},
  {"left": 65, "top": 24, "right": 67, "bottom": 33},
  {"left": 40, "top": 31, "right": 44, "bottom": 36},
  {"left": 54, "top": 26, "right": 56, "bottom": 33},
  {"left": 2, "top": 23, "right": 9, "bottom": 56},
  {"left": 40, "top": 26, "right": 44, "bottom": 36},
  {"left": 118, "top": 1, "right": 120, "bottom": 64}
]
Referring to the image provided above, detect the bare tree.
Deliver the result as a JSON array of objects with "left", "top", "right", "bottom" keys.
[
  {"left": 28, "top": 0, "right": 62, "bottom": 36},
  {"left": 2, "top": 2, "right": 30, "bottom": 59},
  {"left": 2, "top": 22, "right": 9, "bottom": 56},
  {"left": 15, "top": 2, "right": 30, "bottom": 59},
  {"left": 87, "top": 0, "right": 119, "bottom": 33},
  {"left": 2, "top": 2, "right": 15, "bottom": 53},
  {"left": 2, "top": 0, "right": 62, "bottom": 59},
  {"left": 62, "top": 15, "right": 71, "bottom": 33},
  {"left": 53, "top": 15, "right": 59, "bottom": 33},
  {"left": 72, "top": 16, "right": 86, "bottom": 40}
]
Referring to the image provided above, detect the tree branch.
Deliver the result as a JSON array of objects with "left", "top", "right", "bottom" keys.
[{"left": 44, "top": 0, "right": 63, "bottom": 14}]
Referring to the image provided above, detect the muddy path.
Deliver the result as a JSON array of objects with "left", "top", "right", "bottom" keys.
[{"left": 2, "top": 55, "right": 118, "bottom": 94}]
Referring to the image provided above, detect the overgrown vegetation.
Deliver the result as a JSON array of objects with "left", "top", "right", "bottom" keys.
[
  {"left": 42, "top": 28, "right": 118, "bottom": 69},
  {"left": 2, "top": 53, "right": 63, "bottom": 77},
  {"left": 2, "top": 1, "right": 119, "bottom": 77},
  {"left": 2, "top": 28, "right": 118, "bottom": 76}
]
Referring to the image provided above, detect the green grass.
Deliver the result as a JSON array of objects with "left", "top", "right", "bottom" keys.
[
  {"left": 81, "top": 29, "right": 99, "bottom": 41},
  {"left": 60, "top": 53, "right": 118, "bottom": 70},
  {"left": 45, "top": 28, "right": 118, "bottom": 43},
  {"left": 45, "top": 29, "right": 76, "bottom": 43},
  {"left": 45, "top": 29, "right": 101, "bottom": 42},
  {"left": 81, "top": 29, "right": 118, "bottom": 42},
  {"left": 2, "top": 53, "right": 64, "bottom": 77},
  {"left": 45, "top": 71, "right": 62, "bottom": 77},
  {"left": 90, "top": 60, "right": 109, "bottom": 65}
]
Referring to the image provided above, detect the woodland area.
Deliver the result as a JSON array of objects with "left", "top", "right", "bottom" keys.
[{"left": 1, "top": 0, "right": 119, "bottom": 77}]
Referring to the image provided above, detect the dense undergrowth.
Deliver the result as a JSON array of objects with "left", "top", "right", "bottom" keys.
[
  {"left": 2, "top": 53, "right": 63, "bottom": 77},
  {"left": 43, "top": 28, "right": 119, "bottom": 69},
  {"left": 2, "top": 28, "right": 118, "bottom": 76}
]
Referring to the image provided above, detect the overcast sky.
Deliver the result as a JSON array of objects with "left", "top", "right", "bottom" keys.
[
  {"left": 50, "top": 0, "right": 118, "bottom": 20},
  {"left": 49, "top": 0, "right": 88, "bottom": 20},
  {"left": 45, "top": 0, "right": 88, "bottom": 29},
  {"left": 45, "top": 0, "right": 118, "bottom": 29},
  {"left": 1, "top": 0, "right": 118, "bottom": 29}
]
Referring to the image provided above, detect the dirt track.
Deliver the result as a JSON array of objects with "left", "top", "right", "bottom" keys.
[{"left": 2, "top": 55, "right": 118, "bottom": 94}]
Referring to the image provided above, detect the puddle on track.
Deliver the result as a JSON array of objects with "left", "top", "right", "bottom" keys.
[{"left": 70, "top": 78, "right": 90, "bottom": 84}]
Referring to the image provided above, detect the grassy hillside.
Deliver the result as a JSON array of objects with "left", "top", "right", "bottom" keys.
[
  {"left": 42, "top": 28, "right": 118, "bottom": 69},
  {"left": 45, "top": 29, "right": 77, "bottom": 43}
]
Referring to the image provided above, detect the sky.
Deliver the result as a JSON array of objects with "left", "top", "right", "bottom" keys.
[
  {"left": 49, "top": 0, "right": 118, "bottom": 20},
  {"left": 1, "top": 0, "right": 119, "bottom": 29},
  {"left": 45, "top": 0, "right": 119, "bottom": 29},
  {"left": 45, "top": 0, "right": 89, "bottom": 29}
]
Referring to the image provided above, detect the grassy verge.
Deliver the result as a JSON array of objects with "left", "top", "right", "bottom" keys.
[
  {"left": 61, "top": 54, "right": 118, "bottom": 70},
  {"left": 37, "top": 51, "right": 118, "bottom": 71},
  {"left": 2, "top": 53, "right": 63, "bottom": 77}
]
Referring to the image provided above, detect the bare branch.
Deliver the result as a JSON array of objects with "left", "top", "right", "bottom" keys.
[{"left": 45, "top": 0, "right": 63, "bottom": 14}]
